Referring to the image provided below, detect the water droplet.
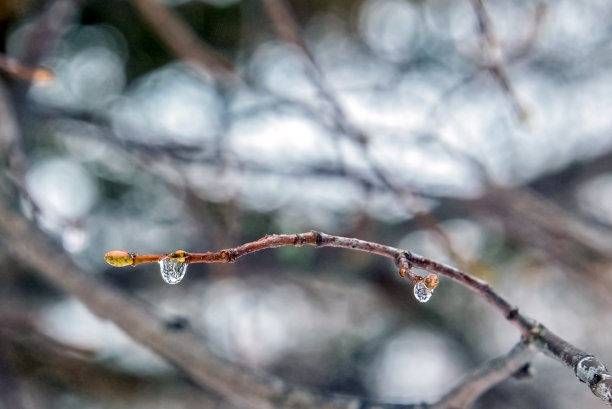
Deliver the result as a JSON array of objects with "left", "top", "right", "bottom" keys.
[
  {"left": 159, "top": 258, "right": 187, "bottom": 284},
  {"left": 414, "top": 281, "right": 433, "bottom": 303}
]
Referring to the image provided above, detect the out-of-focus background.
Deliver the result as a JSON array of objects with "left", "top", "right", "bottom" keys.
[{"left": 1, "top": 0, "right": 612, "bottom": 408}]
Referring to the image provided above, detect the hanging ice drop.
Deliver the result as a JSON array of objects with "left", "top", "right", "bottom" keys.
[
  {"left": 413, "top": 281, "right": 433, "bottom": 302},
  {"left": 159, "top": 258, "right": 188, "bottom": 284}
]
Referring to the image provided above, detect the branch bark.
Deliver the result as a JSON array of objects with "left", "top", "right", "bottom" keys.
[
  {"left": 107, "top": 230, "right": 612, "bottom": 406},
  {"left": 430, "top": 341, "right": 535, "bottom": 409}
]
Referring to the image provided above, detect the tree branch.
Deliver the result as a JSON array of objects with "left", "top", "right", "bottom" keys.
[
  {"left": 430, "top": 341, "right": 535, "bottom": 409},
  {"left": 105, "top": 230, "right": 612, "bottom": 405},
  {"left": 130, "top": 0, "right": 236, "bottom": 81},
  {"left": 2, "top": 192, "right": 610, "bottom": 406},
  {"left": 0, "top": 197, "right": 449, "bottom": 409}
]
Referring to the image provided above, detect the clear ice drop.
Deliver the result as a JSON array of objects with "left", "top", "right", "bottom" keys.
[
  {"left": 159, "top": 258, "right": 187, "bottom": 284},
  {"left": 413, "top": 281, "right": 433, "bottom": 303}
]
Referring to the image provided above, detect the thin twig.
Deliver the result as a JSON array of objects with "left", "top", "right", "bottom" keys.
[
  {"left": 258, "top": 0, "right": 483, "bottom": 273},
  {"left": 29, "top": 99, "right": 612, "bottom": 278},
  {"left": 104, "top": 230, "right": 612, "bottom": 405},
  {"left": 106, "top": 232, "right": 524, "bottom": 332},
  {"left": 468, "top": 0, "right": 526, "bottom": 120},
  {"left": 0, "top": 196, "right": 522, "bottom": 409},
  {"left": 2, "top": 194, "right": 611, "bottom": 405}
]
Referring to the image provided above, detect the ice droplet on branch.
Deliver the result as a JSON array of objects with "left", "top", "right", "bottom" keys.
[
  {"left": 414, "top": 281, "right": 433, "bottom": 302},
  {"left": 159, "top": 258, "right": 187, "bottom": 284}
]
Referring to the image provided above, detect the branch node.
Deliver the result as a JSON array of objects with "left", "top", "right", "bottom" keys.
[
  {"left": 507, "top": 307, "right": 519, "bottom": 320},
  {"left": 314, "top": 231, "right": 323, "bottom": 246},
  {"left": 512, "top": 363, "right": 534, "bottom": 379},
  {"left": 294, "top": 233, "right": 308, "bottom": 246},
  {"left": 395, "top": 251, "right": 413, "bottom": 269},
  {"left": 529, "top": 323, "right": 544, "bottom": 336},
  {"left": 576, "top": 355, "right": 608, "bottom": 384},
  {"left": 165, "top": 316, "right": 190, "bottom": 331},
  {"left": 221, "top": 249, "right": 238, "bottom": 263},
  {"left": 575, "top": 356, "right": 612, "bottom": 404},
  {"left": 403, "top": 251, "right": 414, "bottom": 267}
]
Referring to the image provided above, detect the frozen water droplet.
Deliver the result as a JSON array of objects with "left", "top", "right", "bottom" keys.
[
  {"left": 414, "top": 281, "right": 433, "bottom": 302},
  {"left": 159, "top": 258, "right": 187, "bottom": 284}
]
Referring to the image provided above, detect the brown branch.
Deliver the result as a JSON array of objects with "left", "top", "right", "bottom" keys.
[
  {"left": 106, "top": 232, "right": 524, "bottom": 332},
  {"left": 1, "top": 187, "right": 610, "bottom": 406},
  {"left": 259, "top": 0, "right": 310, "bottom": 56},
  {"left": 105, "top": 230, "right": 612, "bottom": 405},
  {"left": 0, "top": 196, "right": 469, "bottom": 409},
  {"left": 430, "top": 341, "right": 535, "bottom": 409},
  {"left": 257, "top": 0, "right": 495, "bottom": 278},
  {"left": 130, "top": 0, "right": 236, "bottom": 81},
  {"left": 28, "top": 98, "right": 612, "bottom": 291}
]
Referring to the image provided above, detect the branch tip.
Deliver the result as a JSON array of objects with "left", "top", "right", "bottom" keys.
[
  {"left": 104, "top": 250, "right": 134, "bottom": 267},
  {"left": 314, "top": 231, "right": 323, "bottom": 246},
  {"left": 507, "top": 308, "right": 519, "bottom": 320},
  {"left": 221, "top": 249, "right": 237, "bottom": 263}
]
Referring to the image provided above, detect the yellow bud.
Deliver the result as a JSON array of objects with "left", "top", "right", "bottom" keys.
[
  {"left": 424, "top": 274, "right": 439, "bottom": 291},
  {"left": 104, "top": 251, "right": 134, "bottom": 267},
  {"left": 168, "top": 250, "right": 188, "bottom": 263}
]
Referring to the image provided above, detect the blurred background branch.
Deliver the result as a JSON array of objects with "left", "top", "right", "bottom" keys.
[{"left": 130, "top": 0, "right": 235, "bottom": 80}]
